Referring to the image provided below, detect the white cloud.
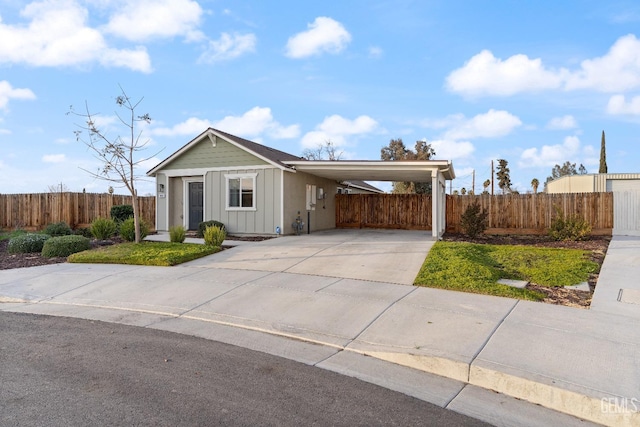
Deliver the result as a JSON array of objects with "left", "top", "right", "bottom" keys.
[
  {"left": 430, "top": 139, "right": 475, "bottom": 160},
  {"left": 546, "top": 115, "right": 578, "bottom": 130},
  {"left": 213, "top": 107, "right": 300, "bottom": 139},
  {"left": 446, "top": 110, "right": 522, "bottom": 139},
  {"left": 446, "top": 50, "right": 565, "bottom": 96},
  {"left": 104, "top": 0, "right": 204, "bottom": 42},
  {"left": 152, "top": 117, "right": 214, "bottom": 136},
  {"left": 519, "top": 135, "right": 588, "bottom": 168},
  {"left": 0, "top": 80, "right": 36, "bottom": 110},
  {"left": 368, "top": 46, "right": 383, "bottom": 58},
  {"left": 0, "top": 129, "right": 11, "bottom": 135},
  {"left": 42, "top": 154, "right": 66, "bottom": 163},
  {"left": 301, "top": 114, "right": 379, "bottom": 148},
  {"left": 423, "top": 110, "right": 522, "bottom": 140},
  {"left": 564, "top": 34, "right": 640, "bottom": 92},
  {"left": 198, "top": 32, "right": 257, "bottom": 63},
  {"left": 285, "top": 17, "right": 351, "bottom": 58},
  {"left": 153, "top": 107, "right": 300, "bottom": 140},
  {"left": 447, "top": 34, "right": 640, "bottom": 96},
  {"left": 607, "top": 94, "right": 640, "bottom": 115},
  {"left": 0, "top": 0, "right": 152, "bottom": 72}
]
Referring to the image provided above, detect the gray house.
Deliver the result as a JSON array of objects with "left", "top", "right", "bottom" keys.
[{"left": 147, "top": 128, "right": 455, "bottom": 237}]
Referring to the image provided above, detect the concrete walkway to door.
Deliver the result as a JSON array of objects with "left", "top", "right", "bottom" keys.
[{"left": 168, "top": 229, "right": 436, "bottom": 285}]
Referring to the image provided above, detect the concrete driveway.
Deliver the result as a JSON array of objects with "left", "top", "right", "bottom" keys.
[{"left": 183, "top": 229, "right": 436, "bottom": 285}]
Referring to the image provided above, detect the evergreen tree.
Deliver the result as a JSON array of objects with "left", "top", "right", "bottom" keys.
[
  {"left": 599, "top": 130, "right": 608, "bottom": 173},
  {"left": 380, "top": 138, "right": 436, "bottom": 194}
]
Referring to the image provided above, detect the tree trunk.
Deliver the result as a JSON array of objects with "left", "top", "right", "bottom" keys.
[{"left": 132, "top": 189, "right": 141, "bottom": 243}]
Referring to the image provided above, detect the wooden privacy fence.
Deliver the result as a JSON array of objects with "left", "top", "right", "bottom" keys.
[
  {"left": 336, "top": 194, "right": 432, "bottom": 230},
  {"left": 0, "top": 193, "right": 156, "bottom": 231},
  {"left": 336, "top": 193, "right": 613, "bottom": 235},
  {"left": 446, "top": 193, "right": 613, "bottom": 235}
]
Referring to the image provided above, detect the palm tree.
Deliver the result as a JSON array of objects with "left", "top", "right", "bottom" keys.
[
  {"left": 531, "top": 178, "right": 539, "bottom": 194},
  {"left": 482, "top": 179, "right": 491, "bottom": 194}
]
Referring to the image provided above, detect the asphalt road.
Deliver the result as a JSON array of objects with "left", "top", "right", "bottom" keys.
[{"left": 0, "top": 311, "right": 491, "bottom": 427}]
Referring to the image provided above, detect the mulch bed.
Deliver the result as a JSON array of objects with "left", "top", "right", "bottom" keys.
[{"left": 0, "top": 239, "right": 67, "bottom": 270}]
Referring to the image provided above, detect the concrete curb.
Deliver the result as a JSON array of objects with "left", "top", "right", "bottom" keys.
[{"left": 4, "top": 299, "right": 634, "bottom": 427}]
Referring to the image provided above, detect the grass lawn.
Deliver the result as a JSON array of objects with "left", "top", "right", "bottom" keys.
[
  {"left": 414, "top": 241, "right": 599, "bottom": 301},
  {"left": 68, "top": 241, "right": 220, "bottom": 266}
]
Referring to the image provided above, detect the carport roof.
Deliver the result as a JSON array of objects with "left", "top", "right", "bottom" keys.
[{"left": 282, "top": 160, "right": 455, "bottom": 182}]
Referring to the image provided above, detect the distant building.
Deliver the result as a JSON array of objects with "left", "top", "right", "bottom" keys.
[{"left": 546, "top": 173, "right": 640, "bottom": 194}]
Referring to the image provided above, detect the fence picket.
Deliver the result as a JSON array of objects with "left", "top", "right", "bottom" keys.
[
  {"left": 0, "top": 192, "right": 156, "bottom": 231},
  {"left": 336, "top": 193, "right": 613, "bottom": 235}
]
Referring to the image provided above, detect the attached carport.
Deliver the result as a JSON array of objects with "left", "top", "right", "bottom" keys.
[{"left": 282, "top": 160, "right": 455, "bottom": 238}]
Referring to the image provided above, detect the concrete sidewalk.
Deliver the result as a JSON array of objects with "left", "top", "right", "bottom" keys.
[{"left": 1, "top": 233, "right": 638, "bottom": 426}]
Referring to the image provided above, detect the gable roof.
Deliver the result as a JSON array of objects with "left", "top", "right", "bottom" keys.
[
  {"left": 342, "top": 180, "right": 384, "bottom": 193},
  {"left": 147, "top": 127, "right": 304, "bottom": 175}
]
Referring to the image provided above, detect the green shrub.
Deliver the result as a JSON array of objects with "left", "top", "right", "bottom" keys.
[
  {"left": 460, "top": 202, "right": 489, "bottom": 238},
  {"left": 169, "top": 225, "right": 186, "bottom": 243},
  {"left": 43, "top": 221, "right": 72, "bottom": 237},
  {"left": 119, "top": 217, "right": 149, "bottom": 242},
  {"left": 41, "top": 235, "right": 91, "bottom": 258},
  {"left": 73, "top": 227, "right": 93, "bottom": 238},
  {"left": 110, "top": 204, "right": 134, "bottom": 223},
  {"left": 197, "top": 220, "right": 226, "bottom": 238},
  {"left": 7, "top": 233, "right": 51, "bottom": 254},
  {"left": 203, "top": 225, "right": 226, "bottom": 247},
  {"left": 91, "top": 217, "right": 117, "bottom": 240},
  {"left": 549, "top": 209, "right": 592, "bottom": 241}
]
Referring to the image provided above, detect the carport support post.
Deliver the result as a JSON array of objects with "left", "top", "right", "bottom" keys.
[{"left": 431, "top": 170, "right": 440, "bottom": 239}]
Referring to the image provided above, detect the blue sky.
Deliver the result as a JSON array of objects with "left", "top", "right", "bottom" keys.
[{"left": 1, "top": 0, "right": 639, "bottom": 195}]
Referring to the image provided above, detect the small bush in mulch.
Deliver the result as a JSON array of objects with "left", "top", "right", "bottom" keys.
[
  {"left": 8, "top": 233, "right": 51, "bottom": 254},
  {"left": 43, "top": 221, "right": 73, "bottom": 237},
  {"left": 169, "top": 225, "right": 186, "bottom": 243},
  {"left": 459, "top": 202, "right": 488, "bottom": 238},
  {"left": 197, "top": 220, "right": 226, "bottom": 238},
  {"left": 110, "top": 204, "right": 134, "bottom": 223},
  {"left": 42, "top": 235, "right": 91, "bottom": 258},
  {"left": 73, "top": 227, "right": 93, "bottom": 238},
  {"left": 119, "top": 218, "right": 150, "bottom": 242},
  {"left": 548, "top": 208, "right": 592, "bottom": 241},
  {"left": 91, "top": 217, "right": 117, "bottom": 240},
  {"left": 203, "top": 225, "right": 226, "bottom": 247}
]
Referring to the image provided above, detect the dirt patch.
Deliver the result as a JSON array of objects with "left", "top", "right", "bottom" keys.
[{"left": 442, "top": 233, "right": 611, "bottom": 309}]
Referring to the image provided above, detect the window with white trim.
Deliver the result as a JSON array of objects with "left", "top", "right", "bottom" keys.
[{"left": 225, "top": 173, "right": 257, "bottom": 210}]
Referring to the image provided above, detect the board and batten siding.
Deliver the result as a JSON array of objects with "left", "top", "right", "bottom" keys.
[
  {"left": 162, "top": 137, "right": 268, "bottom": 170},
  {"left": 282, "top": 170, "right": 339, "bottom": 234},
  {"left": 206, "top": 167, "right": 282, "bottom": 235}
]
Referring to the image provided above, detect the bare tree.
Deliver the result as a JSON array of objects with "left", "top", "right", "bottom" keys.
[
  {"left": 47, "top": 183, "right": 69, "bottom": 193},
  {"left": 303, "top": 140, "right": 343, "bottom": 161},
  {"left": 68, "top": 86, "right": 160, "bottom": 243}
]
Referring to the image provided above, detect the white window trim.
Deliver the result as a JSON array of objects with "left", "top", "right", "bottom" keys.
[
  {"left": 225, "top": 173, "right": 258, "bottom": 211},
  {"left": 183, "top": 177, "right": 205, "bottom": 229}
]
